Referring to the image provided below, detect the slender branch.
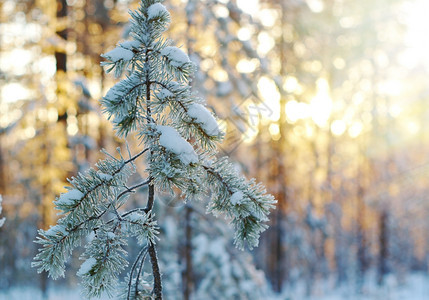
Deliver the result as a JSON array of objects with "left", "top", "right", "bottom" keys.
[
  {"left": 150, "top": 80, "right": 218, "bottom": 143},
  {"left": 151, "top": 80, "right": 218, "bottom": 144},
  {"left": 91, "top": 178, "right": 151, "bottom": 232},
  {"left": 109, "top": 199, "right": 123, "bottom": 221},
  {"left": 135, "top": 248, "right": 149, "bottom": 296},
  {"left": 115, "top": 79, "right": 149, "bottom": 105},
  {"left": 203, "top": 164, "right": 272, "bottom": 213},
  {"left": 117, "top": 178, "right": 152, "bottom": 202},
  {"left": 119, "top": 208, "right": 148, "bottom": 219},
  {"left": 66, "top": 147, "right": 149, "bottom": 216},
  {"left": 124, "top": 147, "right": 149, "bottom": 164},
  {"left": 66, "top": 207, "right": 110, "bottom": 238},
  {"left": 202, "top": 165, "right": 233, "bottom": 196},
  {"left": 127, "top": 246, "right": 148, "bottom": 300},
  {"left": 150, "top": 80, "right": 189, "bottom": 111}
]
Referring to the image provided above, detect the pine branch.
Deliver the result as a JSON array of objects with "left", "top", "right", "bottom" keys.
[
  {"left": 63, "top": 147, "right": 148, "bottom": 217},
  {"left": 202, "top": 161, "right": 276, "bottom": 249}
]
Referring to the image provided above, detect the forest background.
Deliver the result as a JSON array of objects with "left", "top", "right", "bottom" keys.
[{"left": 1, "top": 0, "right": 429, "bottom": 298}]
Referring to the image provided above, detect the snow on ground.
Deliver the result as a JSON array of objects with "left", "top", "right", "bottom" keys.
[
  {"left": 1, "top": 273, "right": 428, "bottom": 299},
  {"left": 0, "top": 286, "right": 108, "bottom": 300},
  {"left": 274, "top": 272, "right": 429, "bottom": 300}
]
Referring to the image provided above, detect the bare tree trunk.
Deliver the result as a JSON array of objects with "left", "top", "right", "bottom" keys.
[
  {"left": 273, "top": 209, "right": 285, "bottom": 293},
  {"left": 0, "top": 137, "right": 5, "bottom": 194},
  {"left": 182, "top": 204, "right": 194, "bottom": 300},
  {"left": 37, "top": 1, "right": 70, "bottom": 296},
  {"left": 378, "top": 209, "right": 389, "bottom": 285},
  {"left": 265, "top": 1, "right": 290, "bottom": 292},
  {"left": 149, "top": 241, "right": 162, "bottom": 299},
  {"left": 266, "top": 138, "right": 285, "bottom": 293},
  {"left": 356, "top": 182, "right": 368, "bottom": 292},
  {"left": 55, "top": 0, "right": 68, "bottom": 128}
]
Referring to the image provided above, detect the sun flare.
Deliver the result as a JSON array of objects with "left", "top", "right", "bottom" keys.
[{"left": 402, "top": 0, "right": 429, "bottom": 69}]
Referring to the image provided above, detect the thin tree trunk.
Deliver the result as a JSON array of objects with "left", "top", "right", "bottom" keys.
[
  {"left": 356, "top": 181, "right": 367, "bottom": 291},
  {"left": 0, "top": 137, "right": 5, "bottom": 194},
  {"left": 146, "top": 183, "right": 162, "bottom": 299},
  {"left": 148, "top": 242, "right": 162, "bottom": 299},
  {"left": 182, "top": 204, "right": 194, "bottom": 300},
  {"left": 145, "top": 45, "right": 162, "bottom": 297},
  {"left": 378, "top": 209, "right": 389, "bottom": 285},
  {"left": 266, "top": 138, "right": 285, "bottom": 293},
  {"left": 38, "top": 1, "right": 69, "bottom": 296}
]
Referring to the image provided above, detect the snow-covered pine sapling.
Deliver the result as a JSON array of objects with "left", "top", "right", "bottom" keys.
[{"left": 32, "top": 0, "right": 276, "bottom": 299}]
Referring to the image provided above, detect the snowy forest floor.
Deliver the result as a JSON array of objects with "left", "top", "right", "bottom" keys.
[
  {"left": 1, "top": 272, "right": 428, "bottom": 300},
  {"left": 275, "top": 272, "right": 429, "bottom": 300}
]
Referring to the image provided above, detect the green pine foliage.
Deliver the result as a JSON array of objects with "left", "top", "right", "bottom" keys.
[{"left": 33, "top": 0, "right": 276, "bottom": 298}]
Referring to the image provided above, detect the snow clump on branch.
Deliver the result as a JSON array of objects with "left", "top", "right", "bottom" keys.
[
  {"left": 187, "top": 103, "right": 221, "bottom": 137},
  {"left": 157, "top": 125, "right": 198, "bottom": 165},
  {"left": 102, "top": 47, "right": 134, "bottom": 62},
  {"left": 147, "top": 2, "right": 169, "bottom": 20},
  {"left": 161, "top": 46, "right": 191, "bottom": 67},
  {"left": 55, "top": 189, "right": 84, "bottom": 206}
]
